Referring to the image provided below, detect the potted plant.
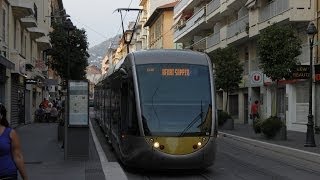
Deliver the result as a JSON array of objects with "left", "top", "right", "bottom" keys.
[
  {"left": 260, "top": 116, "right": 283, "bottom": 139},
  {"left": 253, "top": 118, "right": 262, "bottom": 134}
]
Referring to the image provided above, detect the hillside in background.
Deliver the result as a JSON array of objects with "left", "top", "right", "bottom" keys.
[{"left": 88, "top": 34, "right": 120, "bottom": 68}]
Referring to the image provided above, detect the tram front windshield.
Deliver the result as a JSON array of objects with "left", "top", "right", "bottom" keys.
[{"left": 136, "top": 63, "right": 212, "bottom": 136}]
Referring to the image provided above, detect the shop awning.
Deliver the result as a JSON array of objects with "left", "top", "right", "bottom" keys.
[{"left": 0, "top": 55, "right": 14, "bottom": 70}]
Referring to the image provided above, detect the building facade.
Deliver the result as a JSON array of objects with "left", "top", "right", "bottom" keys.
[
  {"left": 173, "top": 0, "right": 316, "bottom": 132},
  {"left": 0, "top": 0, "right": 61, "bottom": 126},
  {"left": 135, "top": 0, "right": 179, "bottom": 50},
  {"left": 144, "top": 1, "right": 177, "bottom": 49}
]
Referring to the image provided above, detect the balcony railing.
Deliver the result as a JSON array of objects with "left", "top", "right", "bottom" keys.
[
  {"left": 174, "top": 7, "right": 206, "bottom": 39},
  {"left": 259, "top": 0, "right": 289, "bottom": 23},
  {"left": 206, "top": 0, "right": 220, "bottom": 16},
  {"left": 186, "top": 38, "right": 206, "bottom": 52},
  {"left": 206, "top": 32, "right": 220, "bottom": 48},
  {"left": 227, "top": 14, "right": 249, "bottom": 39},
  {"left": 174, "top": 0, "right": 192, "bottom": 16}
]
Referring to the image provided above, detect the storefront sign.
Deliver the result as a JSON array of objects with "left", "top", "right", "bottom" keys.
[
  {"left": 292, "top": 65, "right": 309, "bottom": 79},
  {"left": 25, "top": 79, "right": 38, "bottom": 84},
  {"left": 250, "top": 71, "right": 263, "bottom": 85}
]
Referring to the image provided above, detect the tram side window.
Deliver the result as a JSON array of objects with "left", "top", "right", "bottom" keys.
[
  {"left": 111, "top": 89, "right": 121, "bottom": 132},
  {"left": 127, "top": 81, "right": 139, "bottom": 135}
]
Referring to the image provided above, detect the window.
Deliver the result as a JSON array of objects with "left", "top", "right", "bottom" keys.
[
  {"left": 14, "top": 19, "right": 16, "bottom": 49},
  {"left": 229, "top": 95, "right": 239, "bottom": 117},
  {"left": 2, "top": 9, "right": 6, "bottom": 41}
]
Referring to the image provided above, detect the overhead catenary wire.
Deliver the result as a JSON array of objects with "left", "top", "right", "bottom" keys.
[{"left": 110, "top": 0, "right": 134, "bottom": 48}]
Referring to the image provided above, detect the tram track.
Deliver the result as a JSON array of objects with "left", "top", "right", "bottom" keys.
[{"left": 220, "top": 137, "right": 320, "bottom": 178}]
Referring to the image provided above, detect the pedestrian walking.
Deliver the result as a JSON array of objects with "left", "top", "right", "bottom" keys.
[
  {"left": 250, "top": 100, "right": 260, "bottom": 123},
  {"left": 0, "top": 104, "right": 28, "bottom": 180}
]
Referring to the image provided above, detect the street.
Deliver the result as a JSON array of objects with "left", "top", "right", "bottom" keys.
[{"left": 90, "top": 112, "right": 320, "bottom": 180}]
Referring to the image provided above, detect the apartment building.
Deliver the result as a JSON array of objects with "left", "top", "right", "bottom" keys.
[
  {"left": 0, "top": 0, "right": 60, "bottom": 126},
  {"left": 174, "top": 0, "right": 316, "bottom": 132},
  {"left": 144, "top": 1, "right": 177, "bottom": 49},
  {"left": 135, "top": 0, "right": 179, "bottom": 50}
]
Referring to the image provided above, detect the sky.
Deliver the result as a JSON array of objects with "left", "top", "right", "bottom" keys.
[{"left": 63, "top": 0, "right": 140, "bottom": 48}]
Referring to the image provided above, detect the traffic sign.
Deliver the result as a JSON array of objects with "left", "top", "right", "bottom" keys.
[{"left": 250, "top": 71, "right": 263, "bottom": 85}]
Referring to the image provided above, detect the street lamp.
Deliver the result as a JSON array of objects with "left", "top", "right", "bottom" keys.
[
  {"left": 305, "top": 22, "right": 317, "bottom": 147},
  {"left": 124, "top": 30, "right": 133, "bottom": 54},
  {"left": 62, "top": 18, "right": 75, "bottom": 151}
]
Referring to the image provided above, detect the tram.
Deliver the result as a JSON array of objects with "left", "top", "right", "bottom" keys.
[{"left": 94, "top": 49, "right": 217, "bottom": 169}]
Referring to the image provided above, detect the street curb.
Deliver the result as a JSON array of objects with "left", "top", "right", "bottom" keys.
[
  {"left": 89, "top": 121, "right": 128, "bottom": 180},
  {"left": 219, "top": 132, "right": 320, "bottom": 164}
]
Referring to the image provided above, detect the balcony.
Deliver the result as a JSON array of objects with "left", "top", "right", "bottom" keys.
[
  {"left": 226, "top": 14, "right": 249, "bottom": 45},
  {"left": 27, "top": 27, "right": 46, "bottom": 39},
  {"left": 185, "top": 38, "right": 206, "bottom": 52},
  {"left": 255, "top": 0, "right": 313, "bottom": 37},
  {"left": 11, "top": 0, "right": 34, "bottom": 18},
  {"left": 174, "top": 7, "right": 206, "bottom": 42},
  {"left": 227, "top": 14, "right": 249, "bottom": 39},
  {"left": 207, "top": 0, "right": 220, "bottom": 16},
  {"left": 10, "top": 51, "right": 26, "bottom": 75},
  {"left": 36, "top": 36, "right": 51, "bottom": 50},
  {"left": 206, "top": 32, "right": 220, "bottom": 49},
  {"left": 174, "top": 0, "right": 193, "bottom": 17},
  {"left": 259, "top": 0, "right": 289, "bottom": 23},
  {"left": 20, "top": 15, "right": 37, "bottom": 28}
]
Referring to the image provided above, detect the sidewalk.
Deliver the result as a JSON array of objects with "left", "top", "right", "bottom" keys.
[
  {"left": 219, "top": 123, "right": 320, "bottom": 163},
  {"left": 16, "top": 123, "right": 105, "bottom": 180}
]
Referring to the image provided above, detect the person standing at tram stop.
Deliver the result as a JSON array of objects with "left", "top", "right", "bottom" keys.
[
  {"left": 0, "top": 104, "right": 28, "bottom": 180},
  {"left": 251, "top": 100, "right": 260, "bottom": 123}
]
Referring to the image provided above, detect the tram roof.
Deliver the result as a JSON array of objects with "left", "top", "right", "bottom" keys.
[
  {"left": 132, "top": 49, "right": 210, "bottom": 65},
  {"left": 96, "top": 49, "right": 211, "bottom": 84}
]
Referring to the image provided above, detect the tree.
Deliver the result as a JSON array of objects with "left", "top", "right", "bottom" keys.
[
  {"left": 208, "top": 47, "right": 244, "bottom": 111},
  {"left": 257, "top": 24, "right": 301, "bottom": 117},
  {"left": 48, "top": 22, "right": 89, "bottom": 81}
]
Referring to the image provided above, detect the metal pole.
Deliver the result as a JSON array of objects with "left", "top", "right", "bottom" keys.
[{"left": 305, "top": 36, "right": 316, "bottom": 147}]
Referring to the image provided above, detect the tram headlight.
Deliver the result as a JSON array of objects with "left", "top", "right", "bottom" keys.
[
  {"left": 153, "top": 142, "right": 160, "bottom": 148},
  {"left": 197, "top": 142, "right": 202, "bottom": 146}
]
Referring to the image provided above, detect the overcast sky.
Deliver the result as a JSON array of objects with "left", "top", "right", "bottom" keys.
[{"left": 63, "top": 0, "right": 140, "bottom": 48}]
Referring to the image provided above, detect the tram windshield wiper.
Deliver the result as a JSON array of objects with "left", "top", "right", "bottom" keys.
[{"left": 178, "top": 101, "right": 203, "bottom": 137}]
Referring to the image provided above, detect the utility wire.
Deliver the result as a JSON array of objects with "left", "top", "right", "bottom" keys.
[{"left": 72, "top": 17, "right": 109, "bottom": 39}]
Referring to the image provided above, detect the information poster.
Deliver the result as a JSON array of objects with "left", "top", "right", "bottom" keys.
[{"left": 68, "top": 81, "right": 88, "bottom": 126}]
